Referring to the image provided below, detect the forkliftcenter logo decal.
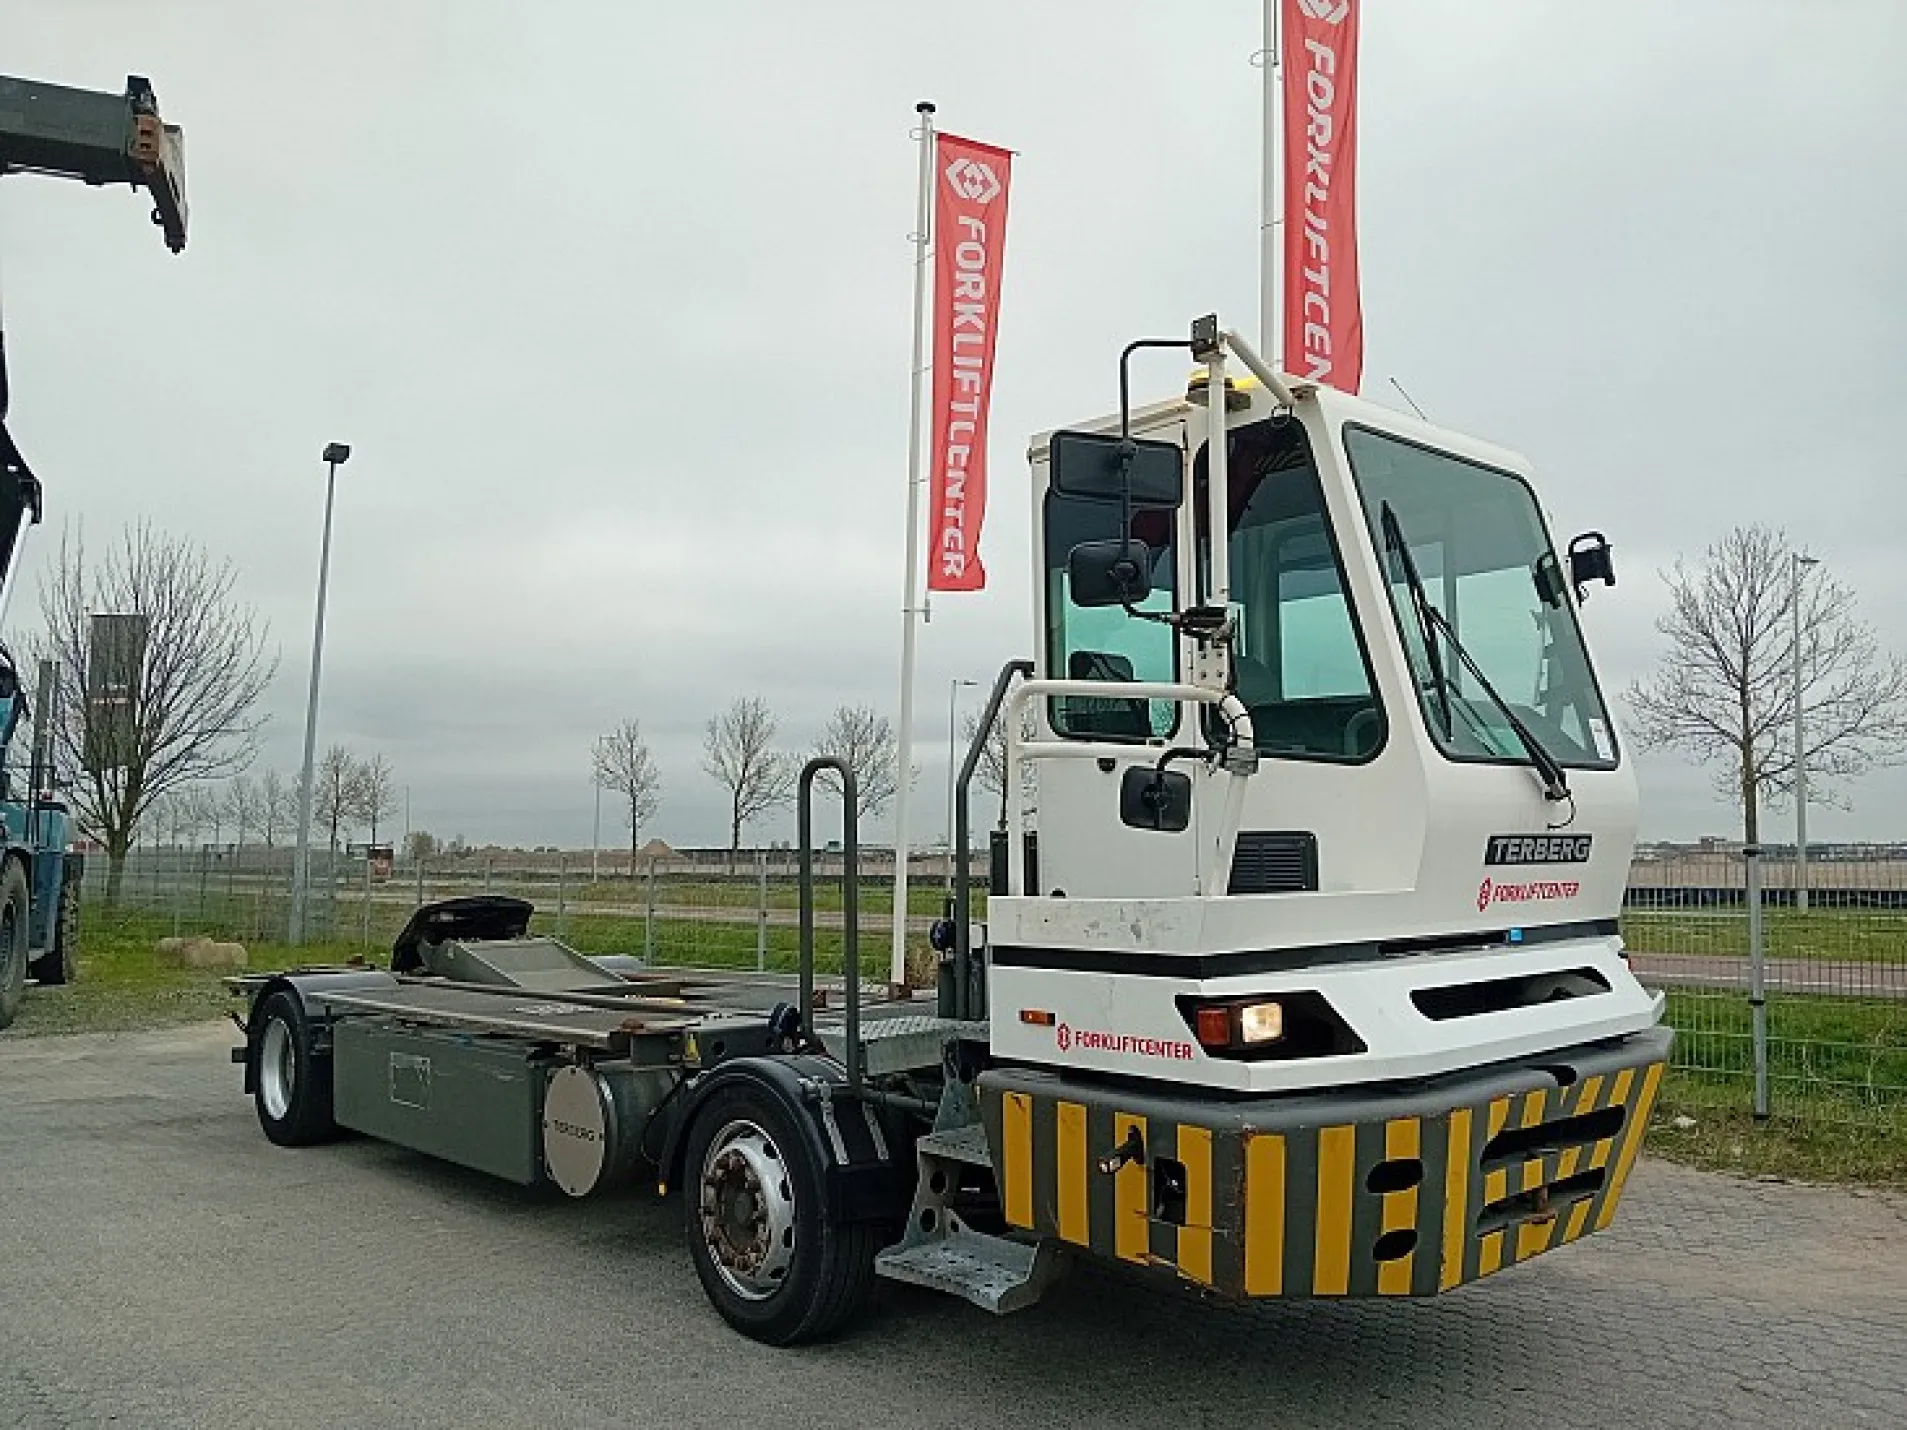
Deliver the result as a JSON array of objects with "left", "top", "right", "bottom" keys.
[
  {"left": 1298, "top": 0, "right": 1349, "bottom": 22},
  {"left": 1055, "top": 1022, "right": 1195, "bottom": 1062},
  {"left": 1478, "top": 876, "right": 1580, "bottom": 912},
  {"left": 943, "top": 157, "right": 1001, "bottom": 205}
]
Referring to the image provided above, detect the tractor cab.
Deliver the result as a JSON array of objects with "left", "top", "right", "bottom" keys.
[{"left": 983, "top": 319, "right": 1656, "bottom": 1092}]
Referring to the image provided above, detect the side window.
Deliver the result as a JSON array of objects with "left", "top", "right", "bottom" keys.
[
  {"left": 1217, "top": 428, "right": 1385, "bottom": 762},
  {"left": 1044, "top": 491, "right": 1177, "bottom": 739}
]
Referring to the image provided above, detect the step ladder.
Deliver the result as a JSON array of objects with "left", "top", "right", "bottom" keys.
[
  {"left": 812, "top": 1014, "right": 988, "bottom": 1078},
  {"left": 874, "top": 1123, "right": 1064, "bottom": 1314}
]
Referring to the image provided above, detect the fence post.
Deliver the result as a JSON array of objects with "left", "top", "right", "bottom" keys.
[
  {"left": 1746, "top": 843, "right": 1770, "bottom": 1122},
  {"left": 483, "top": 856, "right": 493, "bottom": 892},
  {"left": 171, "top": 845, "right": 183, "bottom": 937},
  {"left": 644, "top": 857, "right": 657, "bottom": 964},
  {"left": 361, "top": 855, "right": 372, "bottom": 948},
  {"left": 416, "top": 853, "right": 426, "bottom": 908},
  {"left": 556, "top": 854, "right": 568, "bottom": 940},
  {"left": 755, "top": 848, "right": 768, "bottom": 972}
]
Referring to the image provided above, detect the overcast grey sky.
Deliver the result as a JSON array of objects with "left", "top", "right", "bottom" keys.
[{"left": 7, "top": 1, "right": 1905, "bottom": 850}]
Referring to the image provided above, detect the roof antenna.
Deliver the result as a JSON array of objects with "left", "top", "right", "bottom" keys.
[{"left": 1389, "top": 376, "right": 1428, "bottom": 422}]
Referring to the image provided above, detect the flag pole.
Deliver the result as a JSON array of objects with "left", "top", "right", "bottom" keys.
[
  {"left": 1260, "top": 0, "right": 1283, "bottom": 361},
  {"left": 890, "top": 100, "right": 936, "bottom": 994}
]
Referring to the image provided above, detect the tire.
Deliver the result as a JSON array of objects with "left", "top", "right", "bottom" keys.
[
  {"left": 252, "top": 988, "right": 338, "bottom": 1147},
  {"left": 30, "top": 874, "right": 78, "bottom": 987},
  {"left": 682, "top": 1082, "right": 879, "bottom": 1345},
  {"left": 0, "top": 861, "right": 29, "bottom": 1030}
]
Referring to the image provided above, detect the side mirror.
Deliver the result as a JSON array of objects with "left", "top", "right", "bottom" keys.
[
  {"left": 1068, "top": 539, "right": 1152, "bottom": 608},
  {"left": 1568, "top": 531, "right": 1615, "bottom": 599},
  {"left": 1050, "top": 430, "right": 1183, "bottom": 507}
]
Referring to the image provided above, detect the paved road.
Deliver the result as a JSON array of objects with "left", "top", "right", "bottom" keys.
[
  {"left": 1631, "top": 951, "right": 1907, "bottom": 1000},
  {"left": 3, "top": 1024, "right": 1904, "bottom": 1429}
]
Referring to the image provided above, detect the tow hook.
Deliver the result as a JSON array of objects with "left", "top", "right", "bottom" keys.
[{"left": 1097, "top": 1127, "right": 1146, "bottom": 1175}]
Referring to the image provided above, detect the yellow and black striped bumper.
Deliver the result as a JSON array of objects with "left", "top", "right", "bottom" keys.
[{"left": 976, "top": 1025, "right": 1670, "bottom": 1298}]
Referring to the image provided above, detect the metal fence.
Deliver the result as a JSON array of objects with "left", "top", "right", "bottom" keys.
[
  {"left": 82, "top": 840, "right": 1907, "bottom": 1127},
  {"left": 82, "top": 843, "right": 959, "bottom": 985},
  {"left": 1623, "top": 847, "right": 1907, "bottom": 1127}
]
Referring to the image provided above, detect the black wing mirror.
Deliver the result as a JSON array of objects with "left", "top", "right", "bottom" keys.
[
  {"left": 1568, "top": 531, "right": 1615, "bottom": 600},
  {"left": 1068, "top": 539, "right": 1152, "bottom": 608}
]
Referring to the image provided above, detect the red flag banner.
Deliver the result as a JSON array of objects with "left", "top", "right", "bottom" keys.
[
  {"left": 1282, "top": 0, "right": 1363, "bottom": 390},
  {"left": 927, "top": 132, "right": 1012, "bottom": 593}
]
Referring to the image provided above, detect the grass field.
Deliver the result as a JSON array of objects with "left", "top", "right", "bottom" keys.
[
  {"left": 1663, "top": 988, "right": 1907, "bottom": 1115},
  {"left": 570, "top": 875, "right": 963, "bottom": 918},
  {"left": 1621, "top": 907, "right": 1907, "bottom": 963},
  {"left": 1647, "top": 1080, "right": 1907, "bottom": 1185},
  {"left": 7, "top": 909, "right": 365, "bottom": 1038},
  {"left": 9, "top": 903, "right": 936, "bottom": 1040}
]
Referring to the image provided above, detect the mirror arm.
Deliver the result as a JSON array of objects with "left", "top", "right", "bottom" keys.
[{"left": 1113, "top": 337, "right": 1195, "bottom": 616}]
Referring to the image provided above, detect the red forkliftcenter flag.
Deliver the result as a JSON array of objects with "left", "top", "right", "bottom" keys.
[
  {"left": 1283, "top": 0, "right": 1363, "bottom": 390},
  {"left": 927, "top": 132, "right": 1012, "bottom": 593}
]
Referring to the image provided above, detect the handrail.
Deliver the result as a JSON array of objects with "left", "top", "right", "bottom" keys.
[
  {"left": 1001, "top": 679, "right": 1256, "bottom": 898},
  {"left": 797, "top": 756, "right": 861, "bottom": 1092},
  {"left": 951, "top": 658, "right": 1034, "bottom": 1020}
]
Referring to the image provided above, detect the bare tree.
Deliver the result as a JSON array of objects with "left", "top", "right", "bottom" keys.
[
  {"left": 222, "top": 775, "right": 262, "bottom": 848},
  {"left": 403, "top": 829, "right": 439, "bottom": 862},
  {"left": 314, "top": 745, "right": 358, "bottom": 855},
  {"left": 703, "top": 696, "right": 793, "bottom": 853},
  {"left": 349, "top": 753, "right": 401, "bottom": 846},
  {"left": 177, "top": 784, "right": 221, "bottom": 848},
  {"left": 593, "top": 720, "right": 662, "bottom": 871},
  {"left": 37, "top": 521, "right": 276, "bottom": 901},
  {"left": 141, "top": 792, "right": 178, "bottom": 849},
  {"left": 259, "top": 769, "right": 294, "bottom": 848},
  {"left": 1625, "top": 525, "right": 1907, "bottom": 844},
  {"left": 811, "top": 704, "right": 902, "bottom": 822},
  {"left": 960, "top": 704, "right": 1037, "bottom": 829}
]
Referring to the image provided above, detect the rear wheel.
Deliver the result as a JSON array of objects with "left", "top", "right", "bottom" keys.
[
  {"left": 252, "top": 989, "right": 337, "bottom": 1146},
  {"left": 30, "top": 873, "right": 78, "bottom": 986},
  {"left": 0, "top": 861, "right": 30, "bottom": 1030},
  {"left": 682, "top": 1083, "right": 878, "bottom": 1345}
]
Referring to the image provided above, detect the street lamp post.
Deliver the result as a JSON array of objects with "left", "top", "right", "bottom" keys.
[
  {"left": 1792, "top": 552, "right": 1819, "bottom": 913},
  {"left": 944, "top": 678, "right": 978, "bottom": 896},
  {"left": 288, "top": 442, "right": 351, "bottom": 944}
]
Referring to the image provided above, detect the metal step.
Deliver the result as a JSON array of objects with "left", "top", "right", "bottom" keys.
[
  {"left": 914, "top": 1123, "right": 993, "bottom": 1169},
  {"left": 875, "top": 1229, "right": 1061, "bottom": 1315},
  {"left": 815, "top": 1015, "right": 984, "bottom": 1077}
]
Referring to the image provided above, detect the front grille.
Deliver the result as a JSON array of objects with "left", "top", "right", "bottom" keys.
[{"left": 1228, "top": 831, "right": 1319, "bottom": 894}]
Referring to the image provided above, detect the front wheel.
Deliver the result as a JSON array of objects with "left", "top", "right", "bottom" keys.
[
  {"left": 0, "top": 861, "right": 30, "bottom": 1030},
  {"left": 252, "top": 989, "right": 338, "bottom": 1146},
  {"left": 30, "top": 874, "right": 78, "bottom": 987},
  {"left": 682, "top": 1083, "right": 878, "bottom": 1345}
]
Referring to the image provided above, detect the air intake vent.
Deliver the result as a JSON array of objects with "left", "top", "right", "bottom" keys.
[{"left": 1228, "top": 832, "right": 1319, "bottom": 894}]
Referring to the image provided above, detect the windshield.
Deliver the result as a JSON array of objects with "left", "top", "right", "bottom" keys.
[{"left": 1345, "top": 426, "right": 1617, "bottom": 770}]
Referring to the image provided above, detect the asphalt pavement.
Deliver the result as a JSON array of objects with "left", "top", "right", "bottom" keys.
[
  {"left": 1629, "top": 951, "right": 1907, "bottom": 999},
  {"left": 2, "top": 1022, "right": 1904, "bottom": 1429}
]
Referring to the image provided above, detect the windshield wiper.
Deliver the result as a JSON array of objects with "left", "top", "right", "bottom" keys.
[
  {"left": 1378, "top": 502, "right": 1453, "bottom": 738},
  {"left": 1379, "top": 502, "right": 1571, "bottom": 804}
]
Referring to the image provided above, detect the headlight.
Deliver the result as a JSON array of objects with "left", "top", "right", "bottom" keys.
[{"left": 1238, "top": 1001, "right": 1285, "bottom": 1044}]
